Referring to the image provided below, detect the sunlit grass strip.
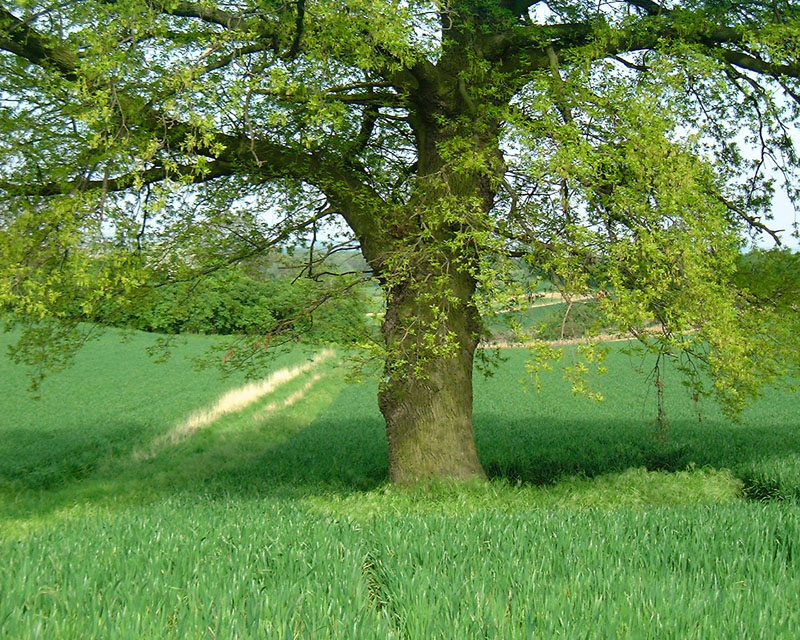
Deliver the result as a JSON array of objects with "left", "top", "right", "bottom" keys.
[
  {"left": 305, "top": 467, "right": 743, "bottom": 519},
  {"left": 133, "top": 349, "right": 333, "bottom": 460},
  {"left": 252, "top": 373, "right": 326, "bottom": 421}
]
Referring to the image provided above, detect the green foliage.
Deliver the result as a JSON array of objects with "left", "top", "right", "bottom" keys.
[
  {"left": 2, "top": 0, "right": 800, "bottom": 481},
  {"left": 733, "top": 248, "right": 800, "bottom": 335},
  {"left": 116, "top": 271, "right": 280, "bottom": 335},
  {"left": 87, "top": 266, "right": 372, "bottom": 344},
  {"left": 534, "top": 300, "right": 607, "bottom": 340}
]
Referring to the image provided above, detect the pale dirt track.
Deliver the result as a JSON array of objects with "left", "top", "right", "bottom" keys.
[
  {"left": 366, "top": 294, "right": 595, "bottom": 318},
  {"left": 132, "top": 349, "right": 333, "bottom": 461},
  {"left": 480, "top": 326, "right": 663, "bottom": 349},
  {"left": 492, "top": 293, "right": 595, "bottom": 314}
]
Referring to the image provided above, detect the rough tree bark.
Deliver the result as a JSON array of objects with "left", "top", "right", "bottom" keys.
[
  {"left": 372, "top": 114, "right": 503, "bottom": 483},
  {"left": 378, "top": 264, "right": 486, "bottom": 483}
]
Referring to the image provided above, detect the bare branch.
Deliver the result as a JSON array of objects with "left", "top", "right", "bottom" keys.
[
  {"left": 716, "top": 193, "right": 784, "bottom": 245},
  {"left": 200, "top": 44, "right": 270, "bottom": 74},
  {"left": 713, "top": 46, "right": 800, "bottom": 79}
]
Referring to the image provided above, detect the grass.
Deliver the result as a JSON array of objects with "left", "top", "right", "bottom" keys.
[
  {"left": 3, "top": 499, "right": 798, "bottom": 639},
  {"left": 1, "top": 327, "right": 800, "bottom": 638},
  {"left": 483, "top": 300, "right": 568, "bottom": 337}
]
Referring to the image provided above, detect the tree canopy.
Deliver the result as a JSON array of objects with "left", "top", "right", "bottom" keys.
[{"left": 2, "top": 0, "right": 800, "bottom": 482}]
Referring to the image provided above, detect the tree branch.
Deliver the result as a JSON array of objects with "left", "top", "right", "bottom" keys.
[
  {"left": 0, "top": 7, "right": 80, "bottom": 79},
  {"left": 351, "top": 106, "right": 379, "bottom": 156},
  {"left": 288, "top": 0, "right": 305, "bottom": 59},
  {"left": 623, "top": 0, "right": 669, "bottom": 16},
  {"left": 712, "top": 46, "right": 800, "bottom": 79},
  {"left": 155, "top": 1, "right": 249, "bottom": 30},
  {"left": 0, "top": 4, "right": 392, "bottom": 265},
  {"left": 715, "top": 193, "right": 784, "bottom": 245},
  {"left": 200, "top": 44, "right": 270, "bottom": 74},
  {"left": 498, "top": 1, "right": 542, "bottom": 18},
  {"left": 502, "top": 11, "right": 800, "bottom": 81},
  {"left": 152, "top": 0, "right": 424, "bottom": 90},
  {"left": 254, "top": 89, "right": 404, "bottom": 108},
  {"left": 244, "top": 138, "right": 390, "bottom": 265},
  {"left": 0, "top": 159, "right": 234, "bottom": 197}
]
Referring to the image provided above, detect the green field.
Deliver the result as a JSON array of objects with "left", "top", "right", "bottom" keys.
[{"left": 2, "top": 329, "right": 799, "bottom": 638}]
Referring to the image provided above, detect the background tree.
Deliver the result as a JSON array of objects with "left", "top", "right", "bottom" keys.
[{"left": 1, "top": 0, "right": 799, "bottom": 483}]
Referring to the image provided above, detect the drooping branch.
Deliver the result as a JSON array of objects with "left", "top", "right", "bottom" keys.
[
  {"left": 0, "top": 3, "right": 392, "bottom": 260},
  {"left": 716, "top": 193, "right": 785, "bottom": 245}
]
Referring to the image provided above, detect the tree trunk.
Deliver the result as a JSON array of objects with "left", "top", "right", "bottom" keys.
[
  {"left": 377, "top": 265, "right": 486, "bottom": 484},
  {"left": 373, "top": 74, "right": 502, "bottom": 482}
]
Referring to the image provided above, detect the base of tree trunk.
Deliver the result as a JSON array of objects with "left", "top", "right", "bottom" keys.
[{"left": 378, "top": 340, "right": 486, "bottom": 484}]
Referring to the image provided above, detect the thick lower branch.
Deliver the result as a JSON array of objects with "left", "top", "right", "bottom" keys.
[{"left": 0, "top": 160, "right": 233, "bottom": 197}]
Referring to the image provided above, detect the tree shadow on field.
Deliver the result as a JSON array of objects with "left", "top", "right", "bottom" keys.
[
  {"left": 227, "top": 392, "right": 800, "bottom": 494},
  {"left": 1, "top": 381, "right": 392, "bottom": 523},
  {"left": 0, "top": 419, "right": 155, "bottom": 491},
  {"left": 232, "top": 415, "right": 389, "bottom": 492},
  {"left": 475, "top": 414, "right": 800, "bottom": 486},
  {"left": 4, "top": 376, "right": 800, "bottom": 525}
]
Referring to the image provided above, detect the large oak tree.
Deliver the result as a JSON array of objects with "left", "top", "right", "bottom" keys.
[{"left": 2, "top": 1, "right": 799, "bottom": 483}]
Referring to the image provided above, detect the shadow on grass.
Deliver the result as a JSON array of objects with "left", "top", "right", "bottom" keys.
[
  {"left": 4, "top": 380, "right": 800, "bottom": 527},
  {"left": 0, "top": 381, "right": 389, "bottom": 523},
  {"left": 476, "top": 414, "right": 800, "bottom": 494},
  {"left": 0, "top": 419, "right": 157, "bottom": 491}
]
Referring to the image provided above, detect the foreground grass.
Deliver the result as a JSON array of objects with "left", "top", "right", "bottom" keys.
[
  {"left": 1, "top": 328, "right": 799, "bottom": 638},
  {"left": 3, "top": 498, "right": 798, "bottom": 639}
]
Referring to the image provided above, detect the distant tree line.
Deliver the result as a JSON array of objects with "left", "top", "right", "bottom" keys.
[{"left": 69, "top": 250, "right": 375, "bottom": 344}]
